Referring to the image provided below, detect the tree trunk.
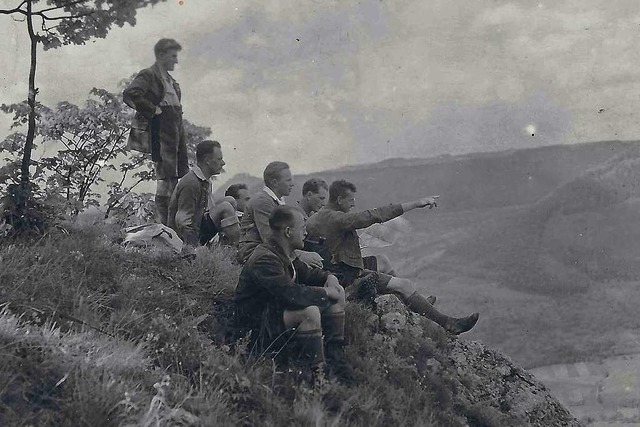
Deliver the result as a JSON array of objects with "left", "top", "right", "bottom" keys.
[{"left": 21, "top": 0, "right": 38, "bottom": 188}]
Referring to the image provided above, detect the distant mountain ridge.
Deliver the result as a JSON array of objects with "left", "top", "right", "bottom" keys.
[{"left": 216, "top": 140, "right": 638, "bottom": 212}]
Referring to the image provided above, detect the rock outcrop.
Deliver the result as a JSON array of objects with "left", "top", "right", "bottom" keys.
[{"left": 366, "top": 294, "right": 581, "bottom": 427}]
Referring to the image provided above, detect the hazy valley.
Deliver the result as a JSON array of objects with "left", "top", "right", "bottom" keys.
[{"left": 219, "top": 140, "right": 640, "bottom": 424}]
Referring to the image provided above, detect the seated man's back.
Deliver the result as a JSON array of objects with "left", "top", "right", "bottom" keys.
[{"left": 238, "top": 189, "right": 281, "bottom": 259}]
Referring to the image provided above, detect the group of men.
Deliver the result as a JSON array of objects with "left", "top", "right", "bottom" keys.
[{"left": 124, "top": 38, "right": 479, "bottom": 386}]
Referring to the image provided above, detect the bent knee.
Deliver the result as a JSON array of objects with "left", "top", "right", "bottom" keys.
[
  {"left": 376, "top": 254, "right": 394, "bottom": 273},
  {"left": 386, "top": 277, "right": 416, "bottom": 297},
  {"left": 300, "top": 305, "right": 321, "bottom": 321},
  {"left": 283, "top": 305, "right": 322, "bottom": 330}
]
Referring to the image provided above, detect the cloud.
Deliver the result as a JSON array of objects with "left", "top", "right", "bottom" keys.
[
  {"left": 342, "top": 93, "right": 572, "bottom": 163},
  {"left": 3, "top": 0, "right": 640, "bottom": 179}
]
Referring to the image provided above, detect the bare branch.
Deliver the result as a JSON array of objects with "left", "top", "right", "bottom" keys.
[
  {"left": 0, "top": 1, "right": 28, "bottom": 15},
  {"left": 38, "top": 10, "right": 94, "bottom": 21}
]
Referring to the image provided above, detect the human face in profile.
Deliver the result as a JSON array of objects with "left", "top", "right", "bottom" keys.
[
  {"left": 208, "top": 147, "right": 225, "bottom": 176},
  {"left": 288, "top": 211, "right": 307, "bottom": 250},
  {"left": 337, "top": 190, "right": 356, "bottom": 213},
  {"left": 306, "top": 186, "right": 328, "bottom": 213},
  {"left": 273, "top": 168, "right": 294, "bottom": 198},
  {"left": 235, "top": 189, "right": 251, "bottom": 212},
  {"left": 157, "top": 49, "right": 179, "bottom": 72}
]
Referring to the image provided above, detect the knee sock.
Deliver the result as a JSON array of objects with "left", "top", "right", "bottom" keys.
[
  {"left": 322, "top": 312, "right": 345, "bottom": 345},
  {"left": 291, "top": 328, "right": 325, "bottom": 368},
  {"left": 155, "top": 195, "right": 170, "bottom": 225},
  {"left": 403, "top": 291, "right": 449, "bottom": 327}
]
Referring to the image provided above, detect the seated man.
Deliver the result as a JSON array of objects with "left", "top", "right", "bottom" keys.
[
  {"left": 167, "top": 140, "right": 239, "bottom": 248},
  {"left": 296, "top": 178, "right": 329, "bottom": 220},
  {"left": 237, "top": 161, "right": 323, "bottom": 267},
  {"left": 299, "top": 178, "right": 395, "bottom": 275},
  {"left": 235, "top": 205, "right": 354, "bottom": 383},
  {"left": 306, "top": 179, "right": 479, "bottom": 335},
  {"left": 225, "top": 183, "right": 251, "bottom": 221}
]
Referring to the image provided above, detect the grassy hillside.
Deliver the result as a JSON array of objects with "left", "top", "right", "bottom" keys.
[{"left": 0, "top": 224, "right": 578, "bottom": 426}]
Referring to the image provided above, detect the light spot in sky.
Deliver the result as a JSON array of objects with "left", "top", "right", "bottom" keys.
[{"left": 525, "top": 124, "right": 536, "bottom": 136}]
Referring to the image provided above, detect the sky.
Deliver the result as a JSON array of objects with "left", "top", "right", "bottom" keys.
[{"left": 2, "top": 0, "right": 640, "bottom": 180}]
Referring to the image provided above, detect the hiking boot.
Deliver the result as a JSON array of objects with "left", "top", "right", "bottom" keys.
[
  {"left": 325, "top": 340, "right": 357, "bottom": 386},
  {"left": 346, "top": 273, "right": 378, "bottom": 303},
  {"left": 445, "top": 313, "right": 479, "bottom": 335}
]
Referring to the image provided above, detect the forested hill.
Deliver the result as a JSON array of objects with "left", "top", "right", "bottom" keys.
[{"left": 217, "top": 140, "right": 637, "bottom": 211}]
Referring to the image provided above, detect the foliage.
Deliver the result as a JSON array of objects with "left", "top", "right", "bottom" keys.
[
  {"left": 1, "top": 0, "right": 167, "bottom": 51},
  {"left": 1, "top": 83, "right": 212, "bottom": 222},
  {"left": 0, "top": 0, "right": 168, "bottom": 233},
  {"left": 37, "top": 88, "right": 133, "bottom": 214},
  {"left": 0, "top": 102, "right": 50, "bottom": 195}
]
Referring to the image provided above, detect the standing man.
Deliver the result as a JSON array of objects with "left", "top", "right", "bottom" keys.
[
  {"left": 238, "top": 161, "right": 323, "bottom": 267},
  {"left": 235, "top": 206, "right": 354, "bottom": 384},
  {"left": 124, "top": 38, "right": 188, "bottom": 225},
  {"left": 167, "top": 140, "right": 231, "bottom": 249},
  {"left": 306, "top": 179, "right": 479, "bottom": 335},
  {"left": 297, "top": 178, "right": 328, "bottom": 220}
]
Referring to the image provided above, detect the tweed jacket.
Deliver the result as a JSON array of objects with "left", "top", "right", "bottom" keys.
[
  {"left": 123, "top": 63, "right": 182, "bottom": 120},
  {"left": 167, "top": 168, "right": 209, "bottom": 246},
  {"left": 305, "top": 204, "right": 404, "bottom": 270},
  {"left": 237, "top": 189, "right": 284, "bottom": 262}
]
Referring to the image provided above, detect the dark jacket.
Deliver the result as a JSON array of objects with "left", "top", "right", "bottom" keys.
[
  {"left": 238, "top": 190, "right": 280, "bottom": 263},
  {"left": 123, "top": 64, "right": 187, "bottom": 178},
  {"left": 123, "top": 63, "right": 182, "bottom": 119},
  {"left": 306, "top": 204, "right": 404, "bottom": 270},
  {"left": 167, "top": 169, "right": 209, "bottom": 246},
  {"left": 235, "top": 239, "right": 330, "bottom": 342}
]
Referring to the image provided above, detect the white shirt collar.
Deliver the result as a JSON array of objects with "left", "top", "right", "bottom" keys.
[
  {"left": 192, "top": 165, "right": 209, "bottom": 182},
  {"left": 263, "top": 186, "right": 286, "bottom": 205}
]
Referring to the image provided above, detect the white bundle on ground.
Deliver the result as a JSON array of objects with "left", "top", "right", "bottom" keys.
[{"left": 123, "top": 223, "right": 183, "bottom": 253}]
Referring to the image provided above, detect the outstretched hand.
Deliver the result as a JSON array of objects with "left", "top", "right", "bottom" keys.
[{"left": 418, "top": 195, "right": 439, "bottom": 209}]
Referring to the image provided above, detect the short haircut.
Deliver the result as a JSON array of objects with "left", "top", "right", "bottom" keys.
[
  {"left": 154, "top": 38, "right": 182, "bottom": 57},
  {"left": 329, "top": 179, "right": 357, "bottom": 203},
  {"left": 263, "top": 161, "right": 290, "bottom": 185},
  {"left": 225, "top": 183, "right": 248, "bottom": 199},
  {"left": 302, "top": 178, "right": 328, "bottom": 196},
  {"left": 195, "top": 140, "right": 221, "bottom": 163},
  {"left": 269, "top": 205, "right": 299, "bottom": 230}
]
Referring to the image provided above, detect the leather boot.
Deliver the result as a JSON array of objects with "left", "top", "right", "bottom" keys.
[
  {"left": 404, "top": 291, "right": 479, "bottom": 335},
  {"left": 325, "top": 340, "right": 356, "bottom": 385}
]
